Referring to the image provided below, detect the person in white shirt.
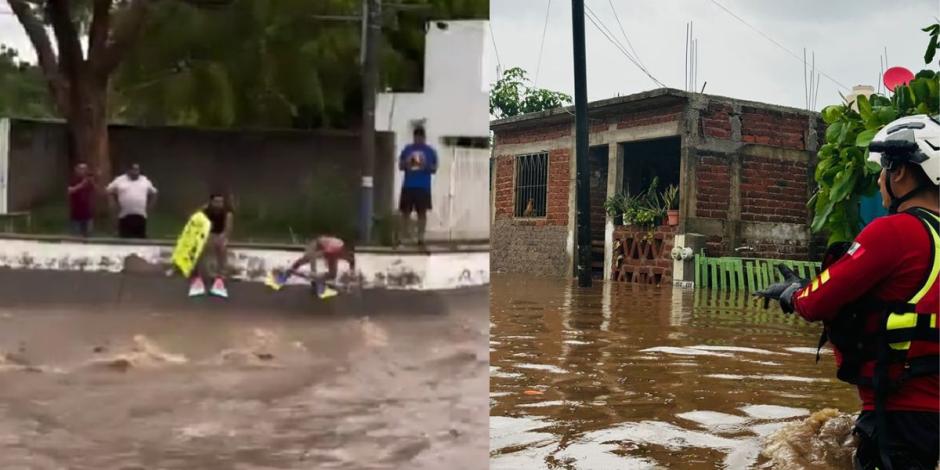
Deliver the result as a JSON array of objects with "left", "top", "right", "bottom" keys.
[{"left": 106, "top": 163, "right": 157, "bottom": 238}]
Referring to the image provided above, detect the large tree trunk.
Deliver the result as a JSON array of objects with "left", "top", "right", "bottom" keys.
[{"left": 68, "top": 77, "right": 112, "bottom": 184}]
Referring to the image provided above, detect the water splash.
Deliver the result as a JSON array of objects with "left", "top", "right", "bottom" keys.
[{"left": 761, "top": 408, "right": 856, "bottom": 469}]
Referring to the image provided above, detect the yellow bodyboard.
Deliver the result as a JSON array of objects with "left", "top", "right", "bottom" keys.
[{"left": 172, "top": 211, "right": 212, "bottom": 278}]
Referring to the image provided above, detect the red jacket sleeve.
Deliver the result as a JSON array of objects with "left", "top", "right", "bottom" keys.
[{"left": 792, "top": 217, "right": 903, "bottom": 322}]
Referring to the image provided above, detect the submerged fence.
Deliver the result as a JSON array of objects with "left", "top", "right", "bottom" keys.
[{"left": 694, "top": 253, "right": 822, "bottom": 292}]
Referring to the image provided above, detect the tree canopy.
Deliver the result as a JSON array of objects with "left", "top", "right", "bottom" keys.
[
  {"left": 1, "top": 0, "right": 487, "bottom": 130},
  {"left": 110, "top": 0, "right": 488, "bottom": 129},
  {"left": 0, "top": 45, "right": 54, "bottom": 119},
  {"left": 489, "top": 67, "right": 572, "bottom": 120},
  {"left": 811, "top": 23, "right": 940, "bottom": 245}
]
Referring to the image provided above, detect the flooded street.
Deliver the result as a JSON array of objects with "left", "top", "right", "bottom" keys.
[
  {"left": 490, "top": 274, "right": 858, "bottom": 469},
  {"left": 0, "top": 289, "right": 488, "bottom": 469}
]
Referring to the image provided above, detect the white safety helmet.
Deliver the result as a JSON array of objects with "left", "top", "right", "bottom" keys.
[
  {"left": 868, "top": 114, "right": 940, "bottom": 185},
  {"left": 867, "top": 114, "right": 940, "bottom": 213}
]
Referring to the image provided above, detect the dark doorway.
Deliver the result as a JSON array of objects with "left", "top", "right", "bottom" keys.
[
  {"left": 621, "top": 137, "right": 681, "bottom": 197},
  {"left": 589, "top": 145, "right": 608, "bottom": 278}
]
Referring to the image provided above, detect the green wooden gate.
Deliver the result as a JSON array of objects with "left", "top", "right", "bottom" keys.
[{"left": 694, "top": 252, "right": 821, "bottom": 292}]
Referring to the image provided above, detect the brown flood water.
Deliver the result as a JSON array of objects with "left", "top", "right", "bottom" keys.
[
  {"left": 490, "top": 274, "right": 858, "bottom": 469},
  {"left": 0, "top": 291, "right": 488, "bottom": 469}
]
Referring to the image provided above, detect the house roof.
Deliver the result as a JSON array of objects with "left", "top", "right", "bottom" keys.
[{"left": 490, "top": 87, "right": 820, "bottom": 131}]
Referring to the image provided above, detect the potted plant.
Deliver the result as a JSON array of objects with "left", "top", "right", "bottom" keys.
[
  {"left": 623, "top": 193, "right": 641, "bottom": 226},
  {"left": 662, "top": 184, "right": 679, "bottom": 226},
  {"left": 603, "top": 192, "right": 627, "bottom": 225}
]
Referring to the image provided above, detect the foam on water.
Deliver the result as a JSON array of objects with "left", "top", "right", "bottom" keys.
[
  {"left": 639, "top": 346, "right": 734, "bottom": 357},
  {"left": 688, "top": 345, "right": 787, "bottom": 356}
]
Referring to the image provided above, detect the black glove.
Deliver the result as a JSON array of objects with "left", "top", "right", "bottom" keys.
[{"left": 753, "top": 265, "right": 808, "bottom": 314}]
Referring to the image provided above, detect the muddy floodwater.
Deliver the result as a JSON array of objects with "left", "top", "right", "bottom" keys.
[
  {"left": 0, "top": 289, "right": 488, "bottom": 469},
  {"left": 490, "top": 274, "right": 858, "bottom": 469}
]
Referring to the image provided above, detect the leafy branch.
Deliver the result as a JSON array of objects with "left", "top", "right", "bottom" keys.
[
  {"left": 489, "top": 67, "right": 572, "bottom": 119},
  {"left": 811, "top": 23, "right": 940, "bottom": 246}
]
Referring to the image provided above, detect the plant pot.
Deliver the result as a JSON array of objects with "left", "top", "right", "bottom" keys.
[{"left": 666, "top": 210, "right": 679, "bottom": 226}]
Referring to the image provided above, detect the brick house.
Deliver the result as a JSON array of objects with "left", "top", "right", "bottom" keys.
[{"left": 490, "top": 88, "right": 824, "bottom": 281}]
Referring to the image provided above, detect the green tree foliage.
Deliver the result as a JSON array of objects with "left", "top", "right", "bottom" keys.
[
  {"left": 111, "top": 0, "right": 487, "bottom": 129},
  {"left": 811, "top": 23, "right": 940, "bottom": 246},
  {"left": 489, "top": 67, "right": 572, "bottom": 119},
  {"left": 0, "top": 45, "right": 54, "bottom": 118}
]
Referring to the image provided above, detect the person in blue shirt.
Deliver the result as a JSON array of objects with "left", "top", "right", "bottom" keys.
[{"left": 398, "top": 127, "right": 438, "bottom": 246}]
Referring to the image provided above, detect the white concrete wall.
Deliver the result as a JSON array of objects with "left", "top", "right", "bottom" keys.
[
  {"left": 376, "top": 20, "right": 491, "bottom": 241},
  {"left": 0, "top": 239, "right": 489, "bottom": 291}
]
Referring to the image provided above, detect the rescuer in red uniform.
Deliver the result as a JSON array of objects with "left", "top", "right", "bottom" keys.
[{"left": 757, "top": 114, "right": 940, "bottom": 470}]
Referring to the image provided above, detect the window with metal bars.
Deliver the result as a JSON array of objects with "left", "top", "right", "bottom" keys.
[{"left": 514, "top": 152, "right": 548, "bottom": 218}]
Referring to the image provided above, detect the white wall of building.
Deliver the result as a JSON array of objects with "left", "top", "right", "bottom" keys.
[{"left": 376, "top": 20, "right": 492, "bottom": 241}]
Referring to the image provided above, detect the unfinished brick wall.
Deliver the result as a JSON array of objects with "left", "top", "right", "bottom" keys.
[
  {"left": 493, "top": 149, "right": 570, "bottom": 224},
  {"left": 701, "top": 102, "right": 733, "bottom": 140},
  {"left": 495, "top": 123, "right": 570, "bottom": 146},
  {"left": 546, "top": 150, "right": 571, "bottom": 225},
  {"left": 705, "top": 235, "right": 725, "bottom": 257},
  {"left": 741, "top": 156, "right": 808, "bottom": 224},
  {"left": 695, "top": 155, "right": 731, "bottom": 219},
  {"left": 739, "top": 237, "right": 810, "bottom": 260},
  {"left": 616, "top": 103, "right": 683, "bottom": 129},
  {"left": 741, "top": 106, "right": 806, "bottom": 149},
  {"left": 493, "top": 155, "right": 515, "bottom": 219}
]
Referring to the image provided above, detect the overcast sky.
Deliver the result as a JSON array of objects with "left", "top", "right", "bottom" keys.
[
  {"left": 2, "top": 1, "right": 936, "bottom": 112},
  {"left": 491, "top": 0, "right": 938, "bottom": 111}
]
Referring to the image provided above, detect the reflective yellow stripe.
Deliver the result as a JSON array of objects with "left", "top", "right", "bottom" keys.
[
  {"left": 810, "top": 278, "right": 820, "bottom": 292},
  {"left": 884, "top": 212, "right": 940, "bottom": 351},
  {"left": 887, "top": 312, "right": 918, "bottom": 350},
  {"left": 798, "top": 288, "right": 809, "bottom": 299},
  {"left": 887, "top": 312, "right": 918, "bottom": 330},
  {"left": 890, "top": 341, "right": 911, "bottom": 351},
  {"left": 820, "top": 269, "right": 831, "bottom": 285},
  {"left": 911, "top": 214, "right": 940, "bottom": 304}
]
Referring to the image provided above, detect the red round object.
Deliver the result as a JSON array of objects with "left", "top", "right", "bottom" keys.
[{"left": 883, "top": 66, "right": 915, "bottom": 90}]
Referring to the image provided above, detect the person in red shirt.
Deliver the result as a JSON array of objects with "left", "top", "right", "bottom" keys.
[
  {"left": 67, "top": 162, "right": 95, "bottom": 237},
  {"left": 758, "top": 115, "right": 939, "bottom": 470}
]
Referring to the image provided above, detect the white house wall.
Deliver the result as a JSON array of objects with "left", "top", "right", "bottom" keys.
[{"left": 376, "top": 20, "right": 491, "bottom": 241}]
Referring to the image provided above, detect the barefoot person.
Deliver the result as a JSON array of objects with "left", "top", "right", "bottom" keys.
[
  {"left": 398, "top": 127, "right": 438, "bottom": 246},
  {"left": 189, "top": 193, "right": 234, "bottom": 297},
  {"left": 280, "top": 235, "right": 355, "bottom": 296}
]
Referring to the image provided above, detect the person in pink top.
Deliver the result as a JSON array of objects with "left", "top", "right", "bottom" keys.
[{"left": 281, "top": 235, "right": 356, "bottom": 293}]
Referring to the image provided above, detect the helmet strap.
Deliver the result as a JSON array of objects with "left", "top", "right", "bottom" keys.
[{"left": 885, "top": 171, "right": 927, "bottom": 214}]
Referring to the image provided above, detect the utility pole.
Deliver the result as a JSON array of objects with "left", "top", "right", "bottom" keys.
[
  {"left": 359, "top": 0, "right": 381, "bottom": 244},
  {"left": 313, "top": 1, "right": 429, "bottom": 244},
  {"left": 571, "top": 0, "right": 591, "bottom": 287}
]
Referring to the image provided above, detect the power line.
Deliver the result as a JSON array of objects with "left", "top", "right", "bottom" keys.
[
  {"left": 489, "top": 22, "right": 502, "bottom": 77},
  {"left": 606, "top": 0, "right": 644, "bottom": 70},
  {"left": 707, "top": 0, "right": 850, "bottom": 91},
  {"left": 585, "top": 4, "right": 637, "bottom": 63},
  {"left": 534, "top": 0, "right": 552, "bottom": 86},
  {"left": 584, "top": 5, "right": 666, "bottom": 88},
  {"left": 585, "top": 6, "right": 656, "bottom": 85}
]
